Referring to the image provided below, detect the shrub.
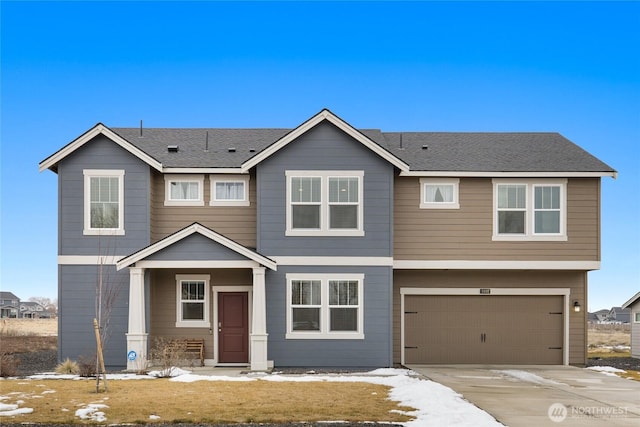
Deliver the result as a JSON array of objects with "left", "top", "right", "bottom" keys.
[
  {"left": 149, "top": 337, "right": 187, "bottom": 377},
  {"left": 0, "top": 353, "right": 20, "bottom": 377},
  {"left": 77, "top": 355, "right": 97, "bottom": 377},
  {"left": 55, "top": 358, "right": 79, "bottom": 375}
]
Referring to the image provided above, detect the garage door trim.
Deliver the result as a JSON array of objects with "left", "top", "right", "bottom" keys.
[{"left": 400, "top": 287, "right": 570, "bottom": 365}]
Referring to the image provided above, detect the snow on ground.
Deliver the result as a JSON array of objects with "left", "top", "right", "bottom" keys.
[
  {"left": 171, "top": 368, "right": 503, "bottom": 427},
  {"left": 586, "top": 366, "right": 627, "bottom": 377},
  {"left": 0, "top": 402, "right": 34, "bottom": 416},
  {"left": 492, "top": 369, "right": 563, "bottom": 385},
  {"left": 17, "top": 367, "right": 503, "bottom": 426}
]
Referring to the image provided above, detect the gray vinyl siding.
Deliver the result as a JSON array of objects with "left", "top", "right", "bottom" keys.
[
  {"left": 145, "top": 233, "right": 251, "bottom": 261},
  {"left": 57, "top": 134, "right": 151, "bottom": 256},
  {"left": 631, "top": 303, "right": 640, "bottom": 359},
  {"left": 257, "top": 121, "right": 394, "bottom": 257},
  {"left": 58, "top": 265, "right": 129, "bottom": 368},
  {"left": 265, "top": 266, "right": 393, "bottom": 367}
]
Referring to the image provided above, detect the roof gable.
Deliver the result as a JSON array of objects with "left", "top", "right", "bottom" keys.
[
  {"left": 240, "top": 109, "right": 410, "bottom": 172},
  {"left": 39, "top": 123, "right": 163, "bottom": 173},
  {"left": 623, "top": 292, "right": 640, "bottom": 309},
  {"left": 116, "top": 223, "right": 276, "bottom": 271}
]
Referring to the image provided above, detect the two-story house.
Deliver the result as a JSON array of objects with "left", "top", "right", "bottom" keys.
[
  {"left": 39, "top": 109, "right": 615, "bottom": 370},
  {"left": 0, "top": 292, "right": 20, "bottom": 319}
]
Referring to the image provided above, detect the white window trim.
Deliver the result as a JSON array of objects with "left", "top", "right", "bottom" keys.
[
  {"left": 419, "top": 178, "right": 460, "bottom": 209},
  {"left": 175, "top": 274, "right": 211, "bottom": 328},
  {"left": 286, "top": 273, "right": 364, "bottom": 340},
  {"left": 492, "top": 179, "right": 567, "bottom": 241},
  {"left": 209, "top": 174, "right": 250, "bottom": 206},
  {"left": 164, "top": 174, "right": 205, "bottom": 206},
  {"left": 634, "top": 312, "right": 640, "bottom": 323},
  {"left": 83, "top": 169, "right": 125, "bottom": 236},
  {"left": 285, "top": 170, "right": 364, "bottom": 237}
]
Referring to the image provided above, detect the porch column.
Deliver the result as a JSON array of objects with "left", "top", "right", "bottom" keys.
[
  {"left": 250, "top": 266, "right": 269, "bottom": 371},
  {"left": 126, "top": 267, "right": 148, "bottom": 371}
]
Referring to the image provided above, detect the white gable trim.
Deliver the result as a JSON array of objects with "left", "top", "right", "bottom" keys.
[
  {"left": 116, "top": 223, "right": 277, "bottom": 271},
  {"left": 623, "top": 291, "right": 640, "bottom": 309},
  {"left": 400, "top": 170, "right": 617, "bottom": 178},
  {"left": 240, "top": 109, "right": 409, "bottom": 172},
  {"left": 39, "top": 124, "right": 163, "bottom": 173}
]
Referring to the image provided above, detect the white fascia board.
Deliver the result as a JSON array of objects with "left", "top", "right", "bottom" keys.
[
  {"left": 58, "top": 255, "right": 124, "bottom": 265},
  {"left": 393, "top": 260, "right": 601, "bottom": 270},
  {"left": 116, "top": 223, "right": 277, "bottom": 271},
  {"left": 39, "top": 124, "right": 163, "bottom": 172},
  {"left": 400, "top": 170, "right": 617, "bottom": 178},
  {"left": 241, "top": 109, "right": 410, "bottom": 173},
  {"left": 136, "top": 260, "right": 260, "bottom": 269},
  {"left": 622, "top": 291, "right": 640, "bottom": 309},
  {"left": 271, "top": 256, "right": 393, "bottom": 266},
  {"left": 163, "top": 168, "right": 246, "bottom": 174},
  {"left": 400, "top": 287, "right": 570, "bottom": 296}
]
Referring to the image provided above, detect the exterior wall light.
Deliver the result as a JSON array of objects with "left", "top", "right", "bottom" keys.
[{"left": 573, "top": 300, "right": 581, "bottom": 313}]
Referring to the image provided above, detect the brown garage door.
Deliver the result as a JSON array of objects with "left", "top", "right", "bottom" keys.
[{"left": 404, "top": 295, "right": 564, "bottom": 364}]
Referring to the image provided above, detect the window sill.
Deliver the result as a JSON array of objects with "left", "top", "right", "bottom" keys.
[
  {"left": 175, "top": 321, "right": 210, "bottom": 328},
  {"left": 420, "top": 203, "right": 460, "bottom": 210},
  {"left": 209, "top": 200, "right": 250, "bottom": 207},
  {"left": 492, "top": 234, "right": 568, "bottom": 242},
  {"left": 286, "top": 332, "right": 364, "bottom": 340},
  {"left": 83, "top": 229, "right": 125, "bottom": 236},
  {"left": 164, "top": 200, "right": 205, "bottom": 207},
  {"left": 286, "top": 230, "right": 365, "bottom": 237}
]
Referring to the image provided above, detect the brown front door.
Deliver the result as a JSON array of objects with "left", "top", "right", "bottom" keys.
[{"left": 218, "top": 292, "right": 249, "bottom": 363}]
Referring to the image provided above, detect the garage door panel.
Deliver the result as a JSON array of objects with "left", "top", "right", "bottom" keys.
[{"left": 404, "top": 294, "right": 564, "bottom": 364}]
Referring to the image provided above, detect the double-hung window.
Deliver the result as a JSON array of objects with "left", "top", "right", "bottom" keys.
[
  {"left": 493, "top": 179, "right": 567, "bottom": 241},
  {"left": 210, "top": 175, "right": 250, "bottom": 206},
  {"left": 287, "top": 274, "right": 364, "bottom": 339},
  {"left": 176, "top": 274, "right": 210, "bottom": 328},
  {"left": 83, "top": 169, "right": 125, "bottom": 235},
  {"left": 164, "top": 175, "right": 204, "bottom": 206},
  {"left": 286, "top": 171, "right": 363, "bottom": 236},
  {"left": 420, "top": 178, "right": 460, "bottom": 209}
]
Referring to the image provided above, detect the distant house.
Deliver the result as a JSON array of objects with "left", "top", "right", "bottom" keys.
[
  {"left": 607, "top": 306, "right": 631, "bottom": 324},
  {"left": 588, "top": 309, "right": 609, "bottom": 324},
  {"left": 39, "top": 109, "right": 616, "bottom": 370},
  {"left": 0, "top": 291, "right": 20, "bottom": 318},
  {"left": 622, "top": 292, "right": 640, "bottom": 359},
  {"left": 19, "top": 301, "right": 46, "bottom": 319}
]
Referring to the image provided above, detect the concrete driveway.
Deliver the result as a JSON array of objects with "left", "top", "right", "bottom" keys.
[{"left": 408, "top": 365, "right": 640, "bottom": 426}]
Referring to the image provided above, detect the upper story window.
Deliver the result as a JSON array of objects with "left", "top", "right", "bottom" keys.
[
  {"left": 420, "top": 178, "right": 460, "bottom": 209},
  {"left": 286, "top": 273, "right": 364, "bottom": 339},
  {"left": 175, "top": 274, "right": 210, "bottom": 328},
  {"left": 493, "top": 179, "right": 567, "bottom": 241},
  {"left": 286, "top": 171, "right": 364, "bottom": 236},
  {"left": 210, "top": 175, "right": 250, "bottom": 206},
  {"left": 164, "top": 174, "right": 204, "bottom": 206},
  {"left": 83, "top": 169, "right": 124, "bottom": 235}
]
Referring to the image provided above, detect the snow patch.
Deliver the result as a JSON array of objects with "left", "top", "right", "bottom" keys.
[
  {"left": 586, "top": 366, "right": 626, "bottom": 376},
  {"left": 75, "top": 403, "right": 108, "bottom": 422}
]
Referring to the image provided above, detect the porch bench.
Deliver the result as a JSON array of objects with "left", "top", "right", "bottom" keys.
[{"left": 178, "top": 338, "right": 205, "bottom": 367}]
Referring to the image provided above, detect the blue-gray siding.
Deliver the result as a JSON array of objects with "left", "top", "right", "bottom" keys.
[
  {"left": 265, "top": 266, "right": 393, "bottom": 367},
  {"left": 56, "top": 135, "right": 151, "bottom": 366},
  {"left": 58, "top": 135, "right": 151, "bottom": 256},
  {"left": 257, "top": 122, "right": 394, "bottom": 257},
  {"left": 145, "top": 233, "right": 253, "bottom": 261},
  {"left": 58, "top": 265, "right": 129, "bottom": 368}
]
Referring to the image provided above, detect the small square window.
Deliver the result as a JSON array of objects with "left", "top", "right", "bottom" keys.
[
  {"left": 210, "top": 175, "right": 250, "bottom": 206},
  {"left": 164, "top": 175, "right": 204, "bottom": 206},
  {"left": 420, "top": 178, "right": 460, "bottom": 209},
  {"left": 634, "top": 312, "right": 640, "bottom": 323}
]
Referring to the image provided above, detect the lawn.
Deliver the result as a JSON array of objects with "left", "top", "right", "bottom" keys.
[{"left": 0, "top": 378, "right": 413, "bottom": 424}]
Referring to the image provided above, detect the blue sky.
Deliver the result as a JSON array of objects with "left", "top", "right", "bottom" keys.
[{"left": 1, "top": 1, "right": 638, "bottom": 311}]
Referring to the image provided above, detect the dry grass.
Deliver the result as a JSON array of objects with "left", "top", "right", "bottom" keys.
[
  {"left": 0, "top": 319, "right": 57, "bottom": 337},
  {"left": 0, "top": 379, "right": 413, "bottom": 424}
]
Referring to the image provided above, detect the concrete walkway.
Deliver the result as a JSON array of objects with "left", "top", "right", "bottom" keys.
[{"left": 408, "top": 365, "right": 640, "bottom": 426}]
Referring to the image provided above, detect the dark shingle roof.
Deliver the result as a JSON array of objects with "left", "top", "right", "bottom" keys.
[{"left": 110, "top": 127, "right": 614, "bottom": 173}]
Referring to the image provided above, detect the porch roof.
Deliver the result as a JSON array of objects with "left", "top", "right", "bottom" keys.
[{"left": 116, "top": 222, "right": 277, "bottom": 271}]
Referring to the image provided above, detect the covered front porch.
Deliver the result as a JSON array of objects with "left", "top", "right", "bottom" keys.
[{"left": 116, "top": 223, "right": 277, "bottom": 371}]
